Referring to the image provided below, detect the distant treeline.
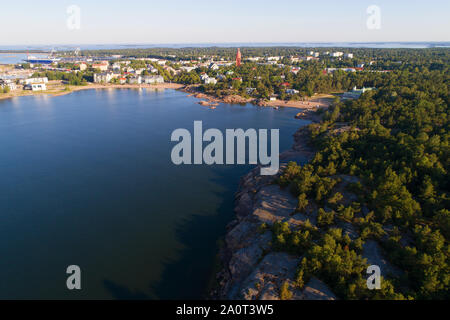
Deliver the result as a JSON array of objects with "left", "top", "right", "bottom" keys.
[{"left": 81, "top": 47, "right": 449, "bottom": 62}]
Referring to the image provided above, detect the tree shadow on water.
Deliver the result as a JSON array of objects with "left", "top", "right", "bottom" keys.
[
  {"left": 103, "top": 279, "right": 150, "bottom": 300},
  {"left": 101, "top": 165, "right": 249, "bottom": 300},
  {"left": 149, "top": 166, "right": 248, "bottom": 300}
]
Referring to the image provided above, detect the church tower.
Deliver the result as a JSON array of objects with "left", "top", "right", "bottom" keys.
[{"left": 236, "top": 48, "right": 242, "bottom": 67}]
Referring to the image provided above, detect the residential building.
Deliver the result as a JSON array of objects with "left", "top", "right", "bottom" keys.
[
  {"left": 92, "top": 61, "right": 109, "bottom": 71},
  {"left": 286, "top": 89, "right": 299, "bottom": 95},
  {"left": 342, "top": 86, "right": 374, "bottom": 99},
  {"left": 209, "top": 63, "right": 219, "bottom": 71},
  {"left": 291, "top": 67, "right": 301, "bottom": 74},
  {"left": 180, "top": 66, "right": 196, "bottom": 72},
  {"left": 128, "top": 76, "right": 142, "bottom": 84},
  {"left": 94, "top": 72, "right": 114, "bottom": 83},
  {"left": 23, "top": 77, "right": 48, "bottom": 85},
  {"left": 135, "top": 68, "right": 146, "bottom": 75},
  {"left": 142, "top": 75, "right": 164, "bottom": 84},
  {"left": 24, "top": 83, "right": 47, "bottom": 91},
  {"left": 204, "top": 77, "right": 217, "bottom": 85},
  {"left": 0, "top": 79, "right": 17, "bottom": 91},
  {"left": 112, "top": 63, "right": 121, "bottom": 71},
  {"left": 331, "top": 52, "right": 344, "bottom": 57},
  {"left": 79, "top": 63, "right": 87, "bottom": 71}
]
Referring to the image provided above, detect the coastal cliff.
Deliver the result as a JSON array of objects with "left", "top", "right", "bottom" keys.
[
  {"left": 214, "top": 121, "right": 402, "bottom": 300},
  {"left": 214, "top": 125, "right": 338, "bottom": 300}
]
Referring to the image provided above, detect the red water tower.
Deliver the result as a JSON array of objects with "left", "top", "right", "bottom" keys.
[{"left": 236, "top": 48, "right": 242, "bottom": 67}]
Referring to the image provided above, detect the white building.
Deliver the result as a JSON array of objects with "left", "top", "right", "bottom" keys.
[
  {"left": 79, "top": 63, "right": 88, "bottom": 71},
  {"left": 342, "top": 86, "right": 373, "bottom": 99},
  {"left": 204, "top": 77, "right": 217, "bottom": 85},
  {"left": 119, "top": 77, "right": 127, "bottom": 85},
  {"left": 286, "top": 89, "right": 299, "bottom": 95},
  {"left": 331, "top": 52, "right": 344, "bottom": 57},
  {"left": 344, "top": 53, "right": 354, "bottom": 59},
  {"left": 24, "top": 83, "right": 47, "bottom": 91},
  {"left": 291, "top": 67, "right": 301, "bottom": 74},
  {"left": 112, "top": 63, "right": 121, "bottom": 71},
  {"left": 142, "top": 75, "right": 164, "bottom": 84},
  {"left": 209, "top": 63, "right": 219, "bottom": 71},
  {"left": 24, "top": 77, "right": 48, "bottom": 85},
  {"left": 128, "top": 76, "right": 142, "bottom": 84},
  {"left": 180, "top": 66, "right": 196, "bottom": 72},
  {"left": 0, "top": 79, "right": 17, "bottom": 91},
  {"left": 94, "top": 72, "right": 114, "bottom": 83},
  {"left": 92, "top": 61, "right": 109, "bottom": 71}
]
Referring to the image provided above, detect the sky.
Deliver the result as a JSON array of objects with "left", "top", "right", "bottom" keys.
[{"left": 1, "top": 0, "right": 449, "bottom": 45}]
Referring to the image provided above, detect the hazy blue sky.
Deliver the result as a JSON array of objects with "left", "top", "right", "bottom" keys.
[{"left": 1, "top": 0, "right": 449, "bottom": 45}]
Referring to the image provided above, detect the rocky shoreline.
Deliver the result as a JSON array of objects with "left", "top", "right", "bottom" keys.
[
  {"left": 212, "top": 112, "right": 404, "bottom": 300},
  {"left": 212, "top": 120, "right": 339, "bottom": 300},
  {"left": 182, "top": 85, "right": 331, "bottom": 110}
]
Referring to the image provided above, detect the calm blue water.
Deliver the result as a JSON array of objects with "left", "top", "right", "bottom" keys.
[
  {"left": 0, "top": 53, "right": 48, "bottom": 65},
  {"left": 0, "top": 88, "right": 308, "bottom": 299}
]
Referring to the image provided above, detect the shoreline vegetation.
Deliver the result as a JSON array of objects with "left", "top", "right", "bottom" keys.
[
  {"left": 182, "top": 84, "right": 333, "bottom": 110},
  {"left": 0, "top": 82, "right": 184, "bottom": 101},
  {"left": 0, "top": 81, "right": 332, "bottom": 115}
]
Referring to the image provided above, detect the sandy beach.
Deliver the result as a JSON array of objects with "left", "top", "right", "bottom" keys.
[{"left": 0, "top": 82, "right": 185, "bottom": 101}]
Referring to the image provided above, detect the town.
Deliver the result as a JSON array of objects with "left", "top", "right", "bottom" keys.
[{"left": 0, "top": 47, "right": 382, "bottom": 107}]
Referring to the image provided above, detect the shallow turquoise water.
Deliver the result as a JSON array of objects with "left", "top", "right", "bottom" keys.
[{"left": 0, "top": 88, "right": 308, "bottom": 299}]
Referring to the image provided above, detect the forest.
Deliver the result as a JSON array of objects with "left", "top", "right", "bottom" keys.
[{"left": 275, "top": 49, "right": 449, "bottom": 299}]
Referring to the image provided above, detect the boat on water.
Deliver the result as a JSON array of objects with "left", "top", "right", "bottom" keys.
[
  {"left": 24, "top": 49, "right": 61, "bottom": 64},
  {"left": 24, "top": 55, "right": 61, "bottom": 64}
]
